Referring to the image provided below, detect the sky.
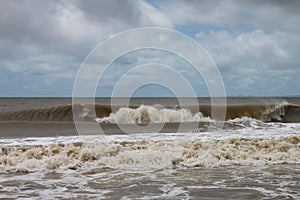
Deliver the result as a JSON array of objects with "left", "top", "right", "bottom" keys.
[{"left": 0, "top": 0, "right": 299, "bottom": 97}]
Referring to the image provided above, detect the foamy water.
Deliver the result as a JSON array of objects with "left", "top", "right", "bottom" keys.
[
  {"left": 1, "top": 120, "right": 300, "bottom": 199},
  {"left": 1, "top": 120, "right": 300, "bottom": 172}
]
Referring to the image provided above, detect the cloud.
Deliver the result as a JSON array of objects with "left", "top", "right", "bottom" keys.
[
  {"left": 195, "top": 29, "right": 300, "bottom": 95},
  {"left": 237, "top": 0, "right": 300, "bottom": 32},
  {"left": 154, "top": 0, "right": 300, "bottom": 33},
  {"left": 0, "top": 0, "right": 299, "bottom": 96},
  {"left": 153, "top": 0, "right": 239, "bottom": 28},
  {"left": 0, "top": 0, "right": 171, "bottom": 67},
  {"left": 77, "top": 0, "right": 172, "bottom": 28},
  {"left": 0, "top": 0, "right": 171, "bottom": 55},
  {"left": 196, "top": 30, "right": 299, "bottom": 75},
  {"left": 0, "top": 0, "right": 172, "bottom": 96}
]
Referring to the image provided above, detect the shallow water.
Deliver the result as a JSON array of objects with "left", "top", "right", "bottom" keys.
[{"left": 1, "top": 165, "right": 299, "bottom": 199}]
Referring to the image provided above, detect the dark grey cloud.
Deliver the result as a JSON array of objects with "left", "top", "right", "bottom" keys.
[
  {"left": 0, "top": 0, "right": 115, "bottom": 55},
  {"left": 0, "top": 0, "right": 170, "bottom": 66},
  {"left": 76, "top": 0, "right": 141, "bottom": 25},
  {"left": 0, "top": 0, "right": 171, "bottom": 52},
  {"left": 237, "top": 0, "right": 300, "bottom": 33}
]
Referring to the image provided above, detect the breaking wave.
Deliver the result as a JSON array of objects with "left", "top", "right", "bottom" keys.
[
  {"left": 0, "top": 102, "right": 299, "bottom": 123},
  {"left": 96, "top": 105, "right": 211, "bottom": 124}
]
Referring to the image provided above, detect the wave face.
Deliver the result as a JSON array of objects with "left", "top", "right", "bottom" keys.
[
  {"left": 0, "top": 104, "right": 112, "bottom": 122},
  {"left": 0, "top": 102, "right": 299, "bottom": 123},
  {"left": 0, "top": 136, "right": 299, "bottom": 172},
  {"left": 0, "top": 105, "right": 75, "bottom": 121}
]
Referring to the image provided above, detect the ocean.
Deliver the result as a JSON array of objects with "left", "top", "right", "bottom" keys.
[{"left": 0, "top": 97, "right": 300, "bottom": 199}]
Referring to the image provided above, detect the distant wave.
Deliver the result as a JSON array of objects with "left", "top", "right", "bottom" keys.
[
  {"left": 0, "top": 102, "right": 299, "bottom": 123},
  {"left": 0, "top": 104, "right": 112, "bottom": 122}
]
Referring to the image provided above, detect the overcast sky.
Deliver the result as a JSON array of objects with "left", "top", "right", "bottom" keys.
[{"left": 0, "top": 0, "right": 299, "bottom": 97}]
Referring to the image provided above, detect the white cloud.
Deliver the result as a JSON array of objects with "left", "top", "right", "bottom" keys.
[
  {"left": 195, "top": 29, "right": 300, "bottom": 95},
  {"left": 154, "top": 0, "right": 300, "bottom": 33},
  {"left": 195, "top": 30, "right": 299, "bottom": 76},
  {"left": 155, "top": 0, "right": 239, "bottom": 27},
  {"left": 138, "top": 1, "right": 173, "bottom": 28}
]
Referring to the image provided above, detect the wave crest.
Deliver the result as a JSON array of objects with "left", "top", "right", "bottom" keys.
[{"left": 96, "top": 105, "right": 211, "bottom": 124}]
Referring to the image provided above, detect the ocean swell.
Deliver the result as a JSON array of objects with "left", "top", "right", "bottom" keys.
[{"left": 0, "top": 102, "right": 299, "bottom": 123}]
